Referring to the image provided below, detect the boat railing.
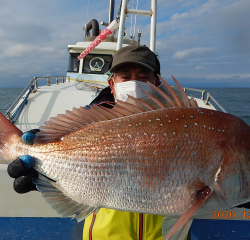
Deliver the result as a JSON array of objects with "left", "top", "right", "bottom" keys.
[
  {"left": 5, "top": 76, "right": 226, "bottom": 123},
  {"left": 33, "top": 76, "right": 70, "bottom": 88},
  {"left": 5, "top": 76, "right": 69, "bottom": 123},
  {"left": 182, "top": 86, "right": 227, "bottom": 113}
]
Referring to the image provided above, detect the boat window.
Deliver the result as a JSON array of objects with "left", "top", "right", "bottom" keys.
[
  {"left": 67, "top": 53, "right": 80, "bottom": 72},
  {"left": 82, "top": 54, "right": 112, "bottom": 74}
]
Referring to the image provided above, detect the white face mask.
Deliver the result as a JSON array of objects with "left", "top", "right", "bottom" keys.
[{"left": 114, "top": 80, "right": 151, "bottom": 102}]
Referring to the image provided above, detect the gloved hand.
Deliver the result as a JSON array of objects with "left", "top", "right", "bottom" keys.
[{"left": 7, "top": 129, "right": 40, "bottom": 193}]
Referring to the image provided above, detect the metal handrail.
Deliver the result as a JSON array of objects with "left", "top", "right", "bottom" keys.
[
  {"left": 206, "top": 93, "right": 227, "bottom": 113},
  {"left": 5, "top": 78, "right": 36, "bottom": 119},
  {"left": 181, "top": 86, "right": 227, "bottom": 113},
  {"left": 34, "top": 76, "right": 70, "bottom": 87},
  {"left": 5, "top": 76, "right": 226, "bottom": 121},
  {"left": 5, "top": 76, "right": 69, "bottom": 120}
]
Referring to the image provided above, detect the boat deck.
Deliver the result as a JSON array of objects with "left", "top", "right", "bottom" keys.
[{"left": 15, "top": 80, "right": 107, "bottom": 132}]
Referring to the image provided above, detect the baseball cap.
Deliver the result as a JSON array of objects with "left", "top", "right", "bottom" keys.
[{"left": 108, "top": 45, "right": 160, "bottom": 75}]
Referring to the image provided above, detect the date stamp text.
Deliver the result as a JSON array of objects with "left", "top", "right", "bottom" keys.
[{"left": 212, "top": 210, "right": 250, "bottom": 220}]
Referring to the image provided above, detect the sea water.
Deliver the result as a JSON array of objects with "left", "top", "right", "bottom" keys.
[
  {"left": 0, "top": 88, "right": 23, "bottom": 115},
  {"left": 0, "top": 87, "right": 249, "bottom": 125}
]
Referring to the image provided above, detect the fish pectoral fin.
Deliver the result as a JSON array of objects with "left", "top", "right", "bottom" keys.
[
  {"left": 162, "top": 216, "right": 193, "bottom": 240},
  {"left": 163, "top": 186, "right": 212, "bottom": 240},
  {"left": 33, "top": 174, "right": 99, "bottom": 222}
]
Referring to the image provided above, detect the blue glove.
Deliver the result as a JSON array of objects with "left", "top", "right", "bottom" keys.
[
  {"left": 20, "top": 129, "right": 40, "bottom": 168},
  {"left": 19, "top": 155, "right": 34, "bottom": 169},
  {"left": 7, "top": 129, "right": 40, "bottom": 193},
  {"left": 21, "top": 128, "right": 39, "bottom": 145},
  {"left": 21, "top": 132, "right": 36, "bottom": 145}
]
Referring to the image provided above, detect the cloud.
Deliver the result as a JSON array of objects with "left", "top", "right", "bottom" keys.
[
  {"left": 2, "top": 44, "right": 33, "bottom": 57},
  {"left": 202, "top": 0, "right": 250, "bottom": 54},
  {"left": 194, "top": 66, "right": 205, "bottom": 70},
  {"left": 0, "top": 23, "right": 51, "bottom": 45},
  {"left": 2, "top": 44, "right": 66, "bottom": 58},
  {"left": 170, "top": 0, "right": 230, "bottom": 21},
  {"left": 0, "top": 0, "right": 249, "bottom": 87},
  {"left": 172, "top": 47, "right": 215, "bottom": 60}
]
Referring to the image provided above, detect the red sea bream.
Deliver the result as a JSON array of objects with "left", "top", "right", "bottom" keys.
[{"left": 0, "top": 76, "right": 250, "bottom": 239}]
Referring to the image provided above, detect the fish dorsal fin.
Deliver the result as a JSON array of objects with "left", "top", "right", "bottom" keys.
[
  {"left": 34, "top": 75, "right": 197, "bottom": 144},
  {"left": 33, "top": 174, "right": 99, "bottom": 222}
]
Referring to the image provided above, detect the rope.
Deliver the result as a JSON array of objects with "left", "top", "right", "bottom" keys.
[
  {"left": 10, "top": 85, "right": 34, "bottom": 124},
  {"left": 130, "top": 0, "right": 134, "bottom": 38},
  {"left": 85, "top": 0, "right": 90, "bottom": 26},
  {"left": 129, "top": 0, "right": 139, "bottom": 40},
  {"left": 133, "top": 0, "right": 139, "bottom": 38}
]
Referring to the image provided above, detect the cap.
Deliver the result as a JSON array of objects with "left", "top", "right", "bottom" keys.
[{"left": 108, "top": 45, "right": 160, "bottom": 75}]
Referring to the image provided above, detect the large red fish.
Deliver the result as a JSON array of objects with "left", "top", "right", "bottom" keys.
[{"left": 0, "top": 76, "right": 249, "bottom": 239}]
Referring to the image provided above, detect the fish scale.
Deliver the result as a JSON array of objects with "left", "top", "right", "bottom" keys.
[{"left": 16, "top": 108, "right": 230, "bottom": 215}]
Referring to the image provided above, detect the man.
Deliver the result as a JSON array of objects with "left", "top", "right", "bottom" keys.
[{"left": 7, "top": 45, "right": 188, "bottom": 240}]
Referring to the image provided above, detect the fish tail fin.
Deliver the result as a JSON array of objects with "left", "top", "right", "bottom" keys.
[{"left": 0, "top": 112, "right": 23, "bottom": 164}]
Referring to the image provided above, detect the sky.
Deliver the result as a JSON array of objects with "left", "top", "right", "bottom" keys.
[{"left": 0, "top": 0, "right": 249, "bottom": 88}]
